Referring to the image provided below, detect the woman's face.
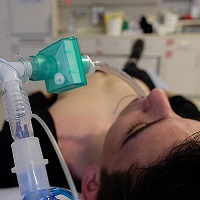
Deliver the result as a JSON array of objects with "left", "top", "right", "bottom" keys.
[{"left": 101, "top": 89, "right": 200, "bottom": 172}]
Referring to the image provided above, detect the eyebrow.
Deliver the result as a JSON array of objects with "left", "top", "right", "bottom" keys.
[{"left": 121, "top": 118, "right": 165, "bottom": 148}]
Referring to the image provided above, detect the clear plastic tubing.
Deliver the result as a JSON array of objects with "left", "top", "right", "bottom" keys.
[
  {"left": 2, "top": 80, "right": 33, "bottom": 140},
  {"left": 31, "top": 114, "right": 80, "bottom": 200},
  {"left": 92, "top": 61, "right": 146, "bottom": 97}
]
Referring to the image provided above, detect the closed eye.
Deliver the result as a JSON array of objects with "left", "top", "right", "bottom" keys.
[{"left": 121, "top": 118, "right": 165, "bottom": 148}]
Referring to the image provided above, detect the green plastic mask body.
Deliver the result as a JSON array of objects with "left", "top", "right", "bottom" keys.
[{"left": 30, "top": 37, "right": 87, "bottom": 94}]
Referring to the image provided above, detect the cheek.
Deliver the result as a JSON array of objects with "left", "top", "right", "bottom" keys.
[
  {"left": 129, "top": 129, "right": 185, "bottom": 166},
  {"left": 103, "top": 146, "right": 142, "bottom": 171},
  {"left": 101, "top": 134, "right": 121, "bottom": 168},
  {"left": 102, "top": 138, "right": 117, "bottom": 160}
]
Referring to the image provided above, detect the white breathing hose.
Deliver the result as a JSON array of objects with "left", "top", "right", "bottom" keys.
[
  {"left": 92, "top": 61, "right": 146, "bottom": 97},
  {"left": 31, "top": 114, "right": 80, "bottom": 200}
]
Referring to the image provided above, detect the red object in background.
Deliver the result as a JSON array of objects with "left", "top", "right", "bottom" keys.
[
  {"left": 184, "top": 14, "right": 193, "bottom": 20},
  {"left": 166, "top": 38, "right": 175, "bottom": 46},
  {"left": 66, "top": 0, "right": 71, "bottom": 6},
  {"left": 166, "top": 50, "right": 173, "bottom": 58}
]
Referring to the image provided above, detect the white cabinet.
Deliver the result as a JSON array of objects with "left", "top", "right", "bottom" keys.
[
  {"left": 0, "top": 0, "right": 12, "bottom": 60},
  {"left": 84, "top": 37, "right": 132, "bottom": 69},
  {"left": 0, "top": 39, "right": 12, "bottom": 61},
  {"left": 7, "top": 0, "right": 51, "bottom": 38},
  {"left": 11, "top": 40, "right": 50, "bottom": 58},
  {"left": 78, "top": 35, "right": 200, "bottom": 97},
  {"left": 163, "top": 36, "right": 200, "bottom": 96},
  {"left": 78, "top": 36, "right": 165, "bottom": 75},
  {"left": 57, "top": 0, "right": 160, "bottom": 6}
]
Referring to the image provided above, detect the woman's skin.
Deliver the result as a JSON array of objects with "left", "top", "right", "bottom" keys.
[
  {"left": 81, "top": 88, "right": 200, "bottom": 200},
  {"left": 101, "top": 88, "right": 200, "bottom": 171},
  {"left": 48, "top": 72, "right": 150, "bottom": 180}
]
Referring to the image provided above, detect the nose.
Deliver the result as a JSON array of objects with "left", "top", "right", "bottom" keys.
[{"left": 142, "top": 88, "right": 176, "bottom": 118}]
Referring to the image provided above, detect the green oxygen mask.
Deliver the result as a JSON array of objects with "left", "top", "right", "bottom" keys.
[{"left": 28, "top": 37, "right": 89, "bottom": 94}]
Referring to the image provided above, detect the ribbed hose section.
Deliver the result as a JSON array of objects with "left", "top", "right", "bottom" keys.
[
  {"left": 2, "top": 81, "right": 33, "bottom": 140},
  {"left": 3, "top": 90, "right": 31, "bottom": 122}
]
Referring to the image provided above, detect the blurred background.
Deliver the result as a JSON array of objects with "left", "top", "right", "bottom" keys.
[{"left": 0, "top": 0, "right": 200, "bottom": 126}]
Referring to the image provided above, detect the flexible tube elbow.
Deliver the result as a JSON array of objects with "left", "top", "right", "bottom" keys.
[
  {"left": 2, "top": 80, "right": 33, "bottom": 141},
  {"left": 92, "top": 60, "right": 146, "bottom": 97}
]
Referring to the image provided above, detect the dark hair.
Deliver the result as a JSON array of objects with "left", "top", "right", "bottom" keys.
[{"left": 97, "top": 135, "right": 200, "bottom": 200}]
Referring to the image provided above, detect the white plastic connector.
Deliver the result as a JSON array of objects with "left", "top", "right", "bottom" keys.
[
  {"left": 0, "top": 57, "right": 32, "bottom": 85},
  {"left": 82, "top": 55, "right": 96, "bottom": 76},
  {"left": 86, "top": 56, "right": 96, "bottom": 76},
  {"left": 11, "top": 137, "right": 50, "bottom": 196},
  {"left": 0, "top": 62, "right": 21, "bottom": 83}
]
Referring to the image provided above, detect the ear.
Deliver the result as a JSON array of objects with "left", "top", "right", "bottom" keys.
[{"left": 82, "top": 165, "right": 100, "bottom": 200}]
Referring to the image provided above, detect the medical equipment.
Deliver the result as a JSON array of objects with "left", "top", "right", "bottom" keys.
[{"left": 0, "top": 37, "right": 145, "bottom": 200}]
